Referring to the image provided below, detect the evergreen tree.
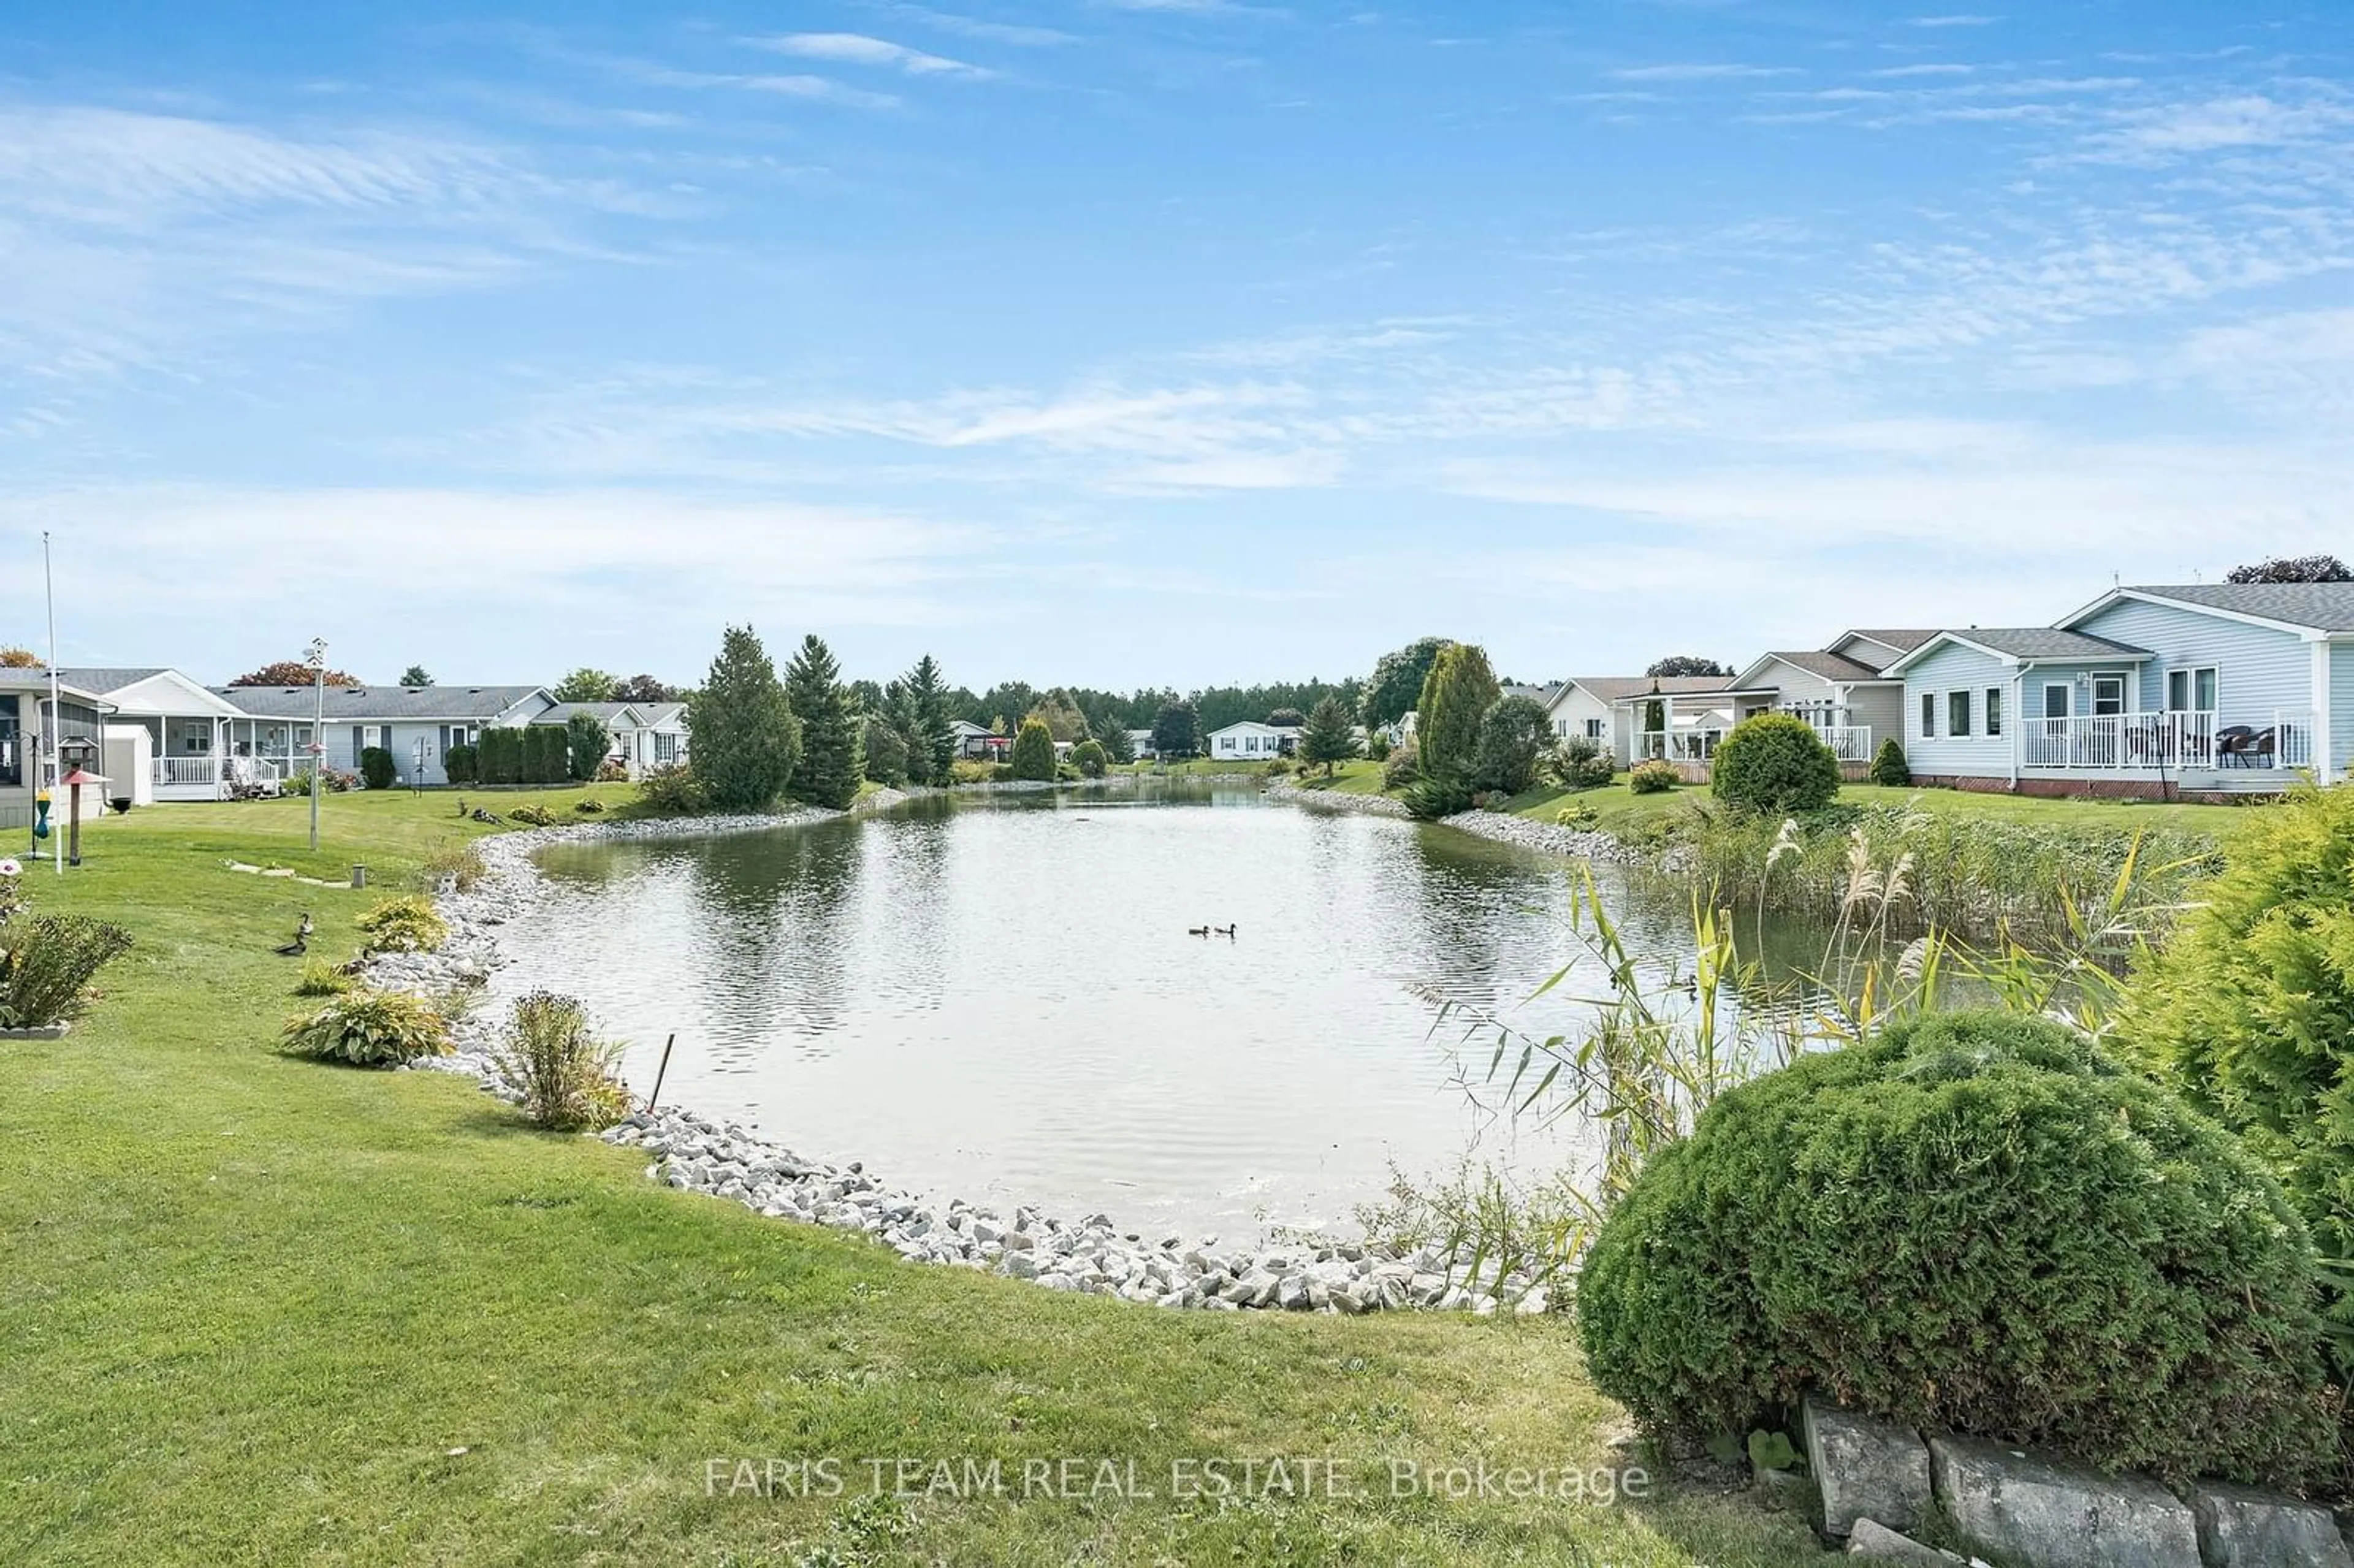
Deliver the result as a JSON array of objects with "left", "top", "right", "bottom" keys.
[
  {"left": 1093, "top": 714, "right": 1136, "bottom": 764},
  {"left": 687, "top": 626, "right": 801, "bottom": 812},
  {"left": 1415, "top": 642, "right": 1501, "bottom": 786},
  {"left": 400, "top": 664, "right": 433, "bottom": 687},
  {"left": 1151, "top": 699, "right": 1202, "bottom": 759},
  {"left": 1298, "top": 696, "right": 1363, "bottom": 777},
  {"left": 783, "top": 634, "right": 861, "bottom": 809},
  {"left": 1362, "top": 637, "right": 1452, "bottom": 730},
  {"left": 904, "top": 655, "right": 957, "bottom": 786},
  {"left": 1008, "top": 717, "right": 1058, "bottom": 781},
  {"left": 861, "top": 716, "right": 908, "bottom": 786},
  {"left": 565, "top": 710, "right": 611, "bottom": 781},
  {"left": 1472, "top": 694, "right": 1551, "bottom": 794}
]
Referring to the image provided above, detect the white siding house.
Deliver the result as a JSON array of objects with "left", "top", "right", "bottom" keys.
[
  {"left": 536, "top": 701, "right": 688, "bottom": 780},
  {"left": 0, "top": 671, "right": 111, "bottom": 831},
  {"left": 1889, "top": 583, "right": 2354, "bottom": 797},
  {"left": 1207, "top": 721, "right": 1290, "bottom": 759},
  {"left": 215, "top": 683, "right": 557, "bottom": 788},
  {"left": 56, "top": 667, "right": 250, "bottom": 803}
]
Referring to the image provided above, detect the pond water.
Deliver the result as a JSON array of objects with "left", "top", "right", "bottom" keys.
[{"left": 491, "top": 783, "right": 1827, "bottom": 1238}]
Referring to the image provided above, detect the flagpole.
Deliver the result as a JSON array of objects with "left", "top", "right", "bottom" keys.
[{"left": 44, "top": 531, "right": 61, "bottom": 877}]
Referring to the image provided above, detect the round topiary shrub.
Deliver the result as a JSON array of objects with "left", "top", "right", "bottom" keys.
[
  {"left": 1575, "top": 1011, "right": 2331, "bottom": 1488},
  {"left": 1867, "top": 737, "right": 1910, "bottom": 787},
  {"left": 1627, "top": 758, "right": 1678, "bottom": 795},
  {"left": 1709, "top": 713, "right": 1841, "bottom": 813}
]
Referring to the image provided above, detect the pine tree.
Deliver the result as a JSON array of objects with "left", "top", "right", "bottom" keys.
[
  {"left": 904, "top": 655, "right": 956, "bottom": 785},
  {"left": 783, "top": 634, "right": 861, "bottom": 809},
  {"left": 1415, "top": 642, "right": 1500, "bottom": 787},
  {"left": 1151, "top": 699, "right": 1201, "bottom": 759},
  {"left": 687, "top": 626, "right": 801, "bottom": 812},
  {"left": 1298, "top": 696, "right": 1363, "bottom": 777}
]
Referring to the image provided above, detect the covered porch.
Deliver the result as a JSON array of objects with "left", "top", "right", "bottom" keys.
[
  {"left": 2021, "top": 707, "right": 2316, "bottom": 788},
  {"left": 1617, "top": 688, "right": 1873, "bottom": 782}
]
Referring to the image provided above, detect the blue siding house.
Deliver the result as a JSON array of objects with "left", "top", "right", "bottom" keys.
[{"left": 1887, "top": 584, "right": 2354, "bottom": 797}]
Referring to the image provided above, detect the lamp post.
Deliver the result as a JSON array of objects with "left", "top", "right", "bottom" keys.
[{"left": 307, "top": 637, "right": 327, "bottom": 852}]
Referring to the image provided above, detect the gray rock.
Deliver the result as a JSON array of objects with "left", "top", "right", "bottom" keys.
[
  {"left": 1846, "top": 1518, "right": 1966, "bottom": 1565},
  {"left": 2187, "top": 1481, "right": 2353, "bottom": 1568},
  {"left": 1930, "top": 1437, "right": 2200, "bottom": 1568},
  {"left": 1806, "top": 1393, "right": 1933, "bottom": 1538},
  {"left": 1000, "top": 1251, "right": 1040, "bottom": 1280}
]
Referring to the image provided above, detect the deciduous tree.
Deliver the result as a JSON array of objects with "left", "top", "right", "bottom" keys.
[
  {"left": 552, "top": 668, "right": 619, "bottom": 703},
  {"left": 2226, "top": 554, "right": 2353, "bottom": 584},
  {"left": 1644, "top": 655, "right": 1729, "bottom": 678},
  {"left": 229, "top": 659, "right": 360, "bottom": 687},
  {"left": 1362, "top": 637, "right": 1452, "bottom": 731},
  {"left": 1151, "top": 699, "right": 1202, "bottom": 760}
]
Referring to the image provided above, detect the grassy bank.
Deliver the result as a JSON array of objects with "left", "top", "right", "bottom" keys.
[{"left": 0, "top": 789, "right": 1818, "bottom": 1566}]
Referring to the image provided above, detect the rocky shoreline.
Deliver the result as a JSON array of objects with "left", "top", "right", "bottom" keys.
[
  {"left": 364, "top": 801, "right": 1545, "bottom": 1319},
  {"left": 1266, "top": 778, "right": 1646, "bottom": 865}
]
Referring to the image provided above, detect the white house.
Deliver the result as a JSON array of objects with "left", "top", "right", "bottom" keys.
[
  {"left": 1206, "top": 720, "right": 1290, "bottom": 759},
  {"left": 536, "top": 701, "right": 688, "bottom": 780},
  {"left": 58, "top": 667, "right": 256, "bottom": 804},
  {"left": 1127, "top": 728, "right": 1158, "bottom": 760},
  {"left": 0, "top": 669, "right": 113, "bottom": 832},
  {"left": 1887, "top": 584, "right": 2354, "bottom": 799},
  {"left": 214, "top": 683, "right": 557, "bottom": 788},
  {"left": 1724, "top": 630, "right": 1935, "bottom": 768},
  {"left": 1546, "top": 676, "right": 1735, "bottom": 767}
]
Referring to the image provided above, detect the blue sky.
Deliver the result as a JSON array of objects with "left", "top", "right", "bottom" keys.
[{"left": 1, "top": 2, "right": 2348, "bottom": 691}]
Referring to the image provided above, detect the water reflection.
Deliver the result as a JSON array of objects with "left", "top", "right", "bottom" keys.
[{"left": 496, "top": 783, "right": 1845, "bottom": 1236}]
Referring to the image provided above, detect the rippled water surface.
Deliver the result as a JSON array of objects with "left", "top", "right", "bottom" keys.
[{"left": 492, "top": 783, "right": 1769, "bottom": 1236}]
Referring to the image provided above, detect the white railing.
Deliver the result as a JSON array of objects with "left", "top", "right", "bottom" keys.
[
  {"left": 2022, "top": 711, "right": 2314, "bottom": 772},
  {"left": 154, "top": 756, "right": 219, "bottom": 788},
  {"left": 1812, "top": 724, "right": 1873, "bottom": 763},
  {"left": 1639, "top": 729, "right": 1726, "bottom": 763}
]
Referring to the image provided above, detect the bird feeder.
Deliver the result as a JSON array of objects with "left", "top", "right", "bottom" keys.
[{"left": 57, "top": 737, "right": 108, "bottom": 868}]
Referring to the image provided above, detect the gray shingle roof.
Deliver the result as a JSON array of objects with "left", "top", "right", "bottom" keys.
[
  {"left": 1949, "top": 629, "right": 2149, "bottom": 660},
  {"left": 1757, "top": 650, "right": 1892, "bottom": 683},
  {"left": 1841, "top": 629, "right": 1939, "bottom": 654},
  {"left": 53, "top": 667, "right": 169, "bottom": 693},
  {"left": 1563, "top": 675, "right": 1747, "bottom": 704},
  {"left": 2119, "top": 583, "right": 2354, "bottom": 633},
  {"left": 215, "top": 683, "right": 550, "bottom": 721}
]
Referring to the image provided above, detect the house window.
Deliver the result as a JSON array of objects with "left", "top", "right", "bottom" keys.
[
  {"left": 2043, "top": 684, "right": 2070, "bottom": 720},
  {"left": 654, "top": 732, "right": 678, "bottom": 764},
  {"left": 1919, "top": 692, "right": 1937, "bottom": 738},
  {"left": 2092, "top": 676, "right": 2125, "bottom": 717},
  {"left": 2165, "top": 667, "right": 2219, "bottom": 714},
  {"left": 1948, "top": 690, "right": 1971, "bottom": 737},
  {"left": 1984, "top": 688, "right": 2002, "bottom": 737},
  {"left": 1585, "top": 718, "right": 1603, "bottom": 740}
]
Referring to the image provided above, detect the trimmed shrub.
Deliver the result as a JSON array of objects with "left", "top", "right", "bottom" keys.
[
  {"left": 991, "top": 762, "right": 1016, "bottom": 783},
  {"left": 0, "top": 914, "right": 134, "bottom": 1027},
  {"left": 356, "top": 894, "right": 448, "bottom": 954},
  {"left": 2120, "top": 783, "right": 2354, "bottom": 1366},
  {"left": 507, "top": 802, "right": 557, "bottom": 827},
  {"left": 476, "top": 728, "right": 519, "bottom": 786},
  {"left": 1867, "top": 737, "right": 1910, "bottom": 787},
  {"left": 1072, "top": 739, "right": 1108, "bottom": 778},
  {"left": 1577, "top": 1011, "right": 2331, "bottom": 1489},
  {"left": 1382, "top": 740, "right": 1420, "bottom": 790},
  {"left": 1628, "top": 758, "right": 1678, "bottom": 795},
  {"left": 494, "top": 991, "right": 630, "bottom": 1130},
  {"left": 636, "top": 764, "right": 706, "bottom": 816},
  {"left": 358, "top": 746, "right": 397, "bottom": 791},
  {"left": 283, "top": 989, "right": 451, "bottom": 1067},
  {"left": 1710, "top": 712, "right": 1840, "bottom": 814},
  {"left": 1008, "top": 718, "right": 1057, "bottom": 782},
  {"left": 1401, "top": 775, "right": 1474, "bottom": 820},
  {"left": 573, "top": 797, "right": 606, "bottom": 815},
  {"left": 443, "top": 742, "right": 478, "bottom": 785}
]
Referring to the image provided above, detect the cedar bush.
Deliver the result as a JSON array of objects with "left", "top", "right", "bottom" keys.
[
  {"left": 358, "top": 746, "right": 397, "bottom": 791},
  {"left": 565, "top": 711, "right": 610, "bottom": 782},
  {"left": 1710, "top": 712, "right": 1840, "bottom": 813},
  {"left": 282, "top": 989, "right": 451, "bottom": 1067},
  {"left": 2120, "top": 783, "right": 2354, "bottom": 1368},
  {"left": 1867, "top": 737, "right": 1910, "bottom": 787},
  {"left": 443, "top": 742, "right": 478, "bottom": 785},
  {"left": 1576, "top": 1011, "right": 2331, "bottom": 1488},
  {"left": 1072, "top": 739, "right": 1109, "bottom": 778},
  {"left": 1472, "top": 694, "right": 1552, "bottom": 796},
  {"left": 1008, "top": 717, "right": 1057, "bottom": 782},
  {"left": 1628, "top": 758, "right": 1678, "bottom": 794}
]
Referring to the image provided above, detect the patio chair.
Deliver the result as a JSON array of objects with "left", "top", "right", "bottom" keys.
[
  {"left": 2214, "top": 725, "right": 2255, "bottom": 767},
  {"left": 2242, "top": 728, "right": 2277, "bottom": 769}
]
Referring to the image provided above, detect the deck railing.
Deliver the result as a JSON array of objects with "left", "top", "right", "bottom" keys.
[
  {"left": 154, "top": 755, "right": 219, "bottom": 788},
  {"left": 2022, "top": 710, "right": 2314, "bottom": 772},
  {"left": 1811, "top": 723, "right": 1874, "bottom": 763}
]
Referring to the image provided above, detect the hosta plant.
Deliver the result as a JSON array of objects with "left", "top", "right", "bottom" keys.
[
  {"left": 356, "top": 894, "right": 448, "bottom": 954},
  {"left": 283, "top": 989, "right": 451, "bottom": 1067}
]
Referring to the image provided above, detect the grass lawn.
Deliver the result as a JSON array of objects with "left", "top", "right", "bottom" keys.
[
  {"left": 0, "top": 789, "right": 1821, "bottom": 1566},
  {"left": 1123, "top": 757, "right": 1283, "bottom": 778},
  {"left": 1497, "top": 779, "right": 2257, "bottom": 837}
]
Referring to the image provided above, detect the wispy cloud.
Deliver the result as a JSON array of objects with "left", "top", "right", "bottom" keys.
[
  {"left": 1609, "top": 63, "right": 1801, "bottom": 82},
  {"left": 630, "top": 65, "right": 904, "bottom": 109},
  {"left": 1869, "top": 63, "right": 1975, "bottom": 78},
  {"left": 1910, "top": 14, "right": 1998, "bottom": 26},
  {"left": 748, "top": 32, "right": 994, "bottom": 79},
  {"left": 874, "top": 6, "right": 1076, "bottom": 47}
]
